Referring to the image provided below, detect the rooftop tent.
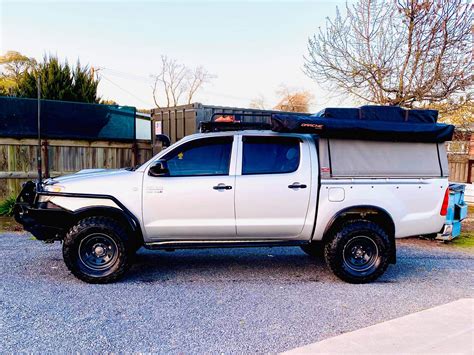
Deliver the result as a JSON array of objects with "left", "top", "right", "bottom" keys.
[
  {"left": 271, "top": 106, "right": 454, "bottom": 143},
  {"left": 315, "top": 105, "right": 438, "bottom": 123}
]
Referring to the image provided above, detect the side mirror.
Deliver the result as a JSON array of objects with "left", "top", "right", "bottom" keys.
[
  {"left": 148, "top": 160, "right": 169, "bottom": 177},
  {"left": 155, "top": 134, "right": 171, "bottom": 148}
]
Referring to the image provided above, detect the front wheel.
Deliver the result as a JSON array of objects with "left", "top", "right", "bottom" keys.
[
  {"left": 63, "top": 217, "right": 132, "bottom": 283},
  {"left": 324, "top": 220, "right": 391, "bottom": 283}
]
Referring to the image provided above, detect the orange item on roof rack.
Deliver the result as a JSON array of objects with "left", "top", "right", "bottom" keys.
[{"left": 214, "top": 115, "right": 235, "bottom": 123}]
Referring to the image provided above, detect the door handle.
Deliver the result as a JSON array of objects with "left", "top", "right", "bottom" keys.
[
  {"left": 213, "top": 184, "right": 232, "bottom": 190},
  {"left": 288, "top": 183, "right": 307, "bottom": 189}
]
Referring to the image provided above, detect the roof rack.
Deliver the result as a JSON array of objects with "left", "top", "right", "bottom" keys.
[
  {"left": 200, "top": 112, "right": 273, "bottom": 133},
  {"left": 200, "top": 121, "right": 272, "bottom": 133}
]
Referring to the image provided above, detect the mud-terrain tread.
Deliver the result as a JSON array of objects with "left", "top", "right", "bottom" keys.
[
  {"left": 63, "top": 216, "right": 132, "bottom": 284},
  {"left": 324, "top": 220, "right": 391, "bottom": 284}
]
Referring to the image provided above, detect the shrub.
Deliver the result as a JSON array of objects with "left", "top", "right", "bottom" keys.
[{"left": 0, "top": 196, "right": 16, "bottom": 216}]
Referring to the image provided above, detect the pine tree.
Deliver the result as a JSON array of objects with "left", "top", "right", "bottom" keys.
[
  {"left": 72, "top": 61, "right": 99, "bottom": 103},
  {"left": 14, "top": 55, "right": 99, "bottom": 103}
]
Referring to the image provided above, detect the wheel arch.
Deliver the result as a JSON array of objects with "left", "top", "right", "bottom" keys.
[
  {"left": 322, "top": 205, "right": 396, "bottom": 263},
  {"left": 71, "top": 206, "right": 144, "bottom": 247}
]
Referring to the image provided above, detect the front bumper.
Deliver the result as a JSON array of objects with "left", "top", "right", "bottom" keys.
[{"left": 14, "top": 181, "right": 72, "bottom": 241}]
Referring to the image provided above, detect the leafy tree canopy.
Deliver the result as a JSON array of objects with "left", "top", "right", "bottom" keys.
[
  {"left": 250, "top": 85, "right": 314, "bottom": 113},
  {"left": 431, "top": 99, "right": 473, "bottom": 133},
  {"left": 274, "top": 86, "right": 313, "bottom": 113},
  {"left": 14, "top": 55, "right": 100, "bottom": 103},
  {"left": 100, "top": 99, "right": 119, "bottom": 106},
  {"left": 0, "top": 51, "right": 36, "bottom": 95}
]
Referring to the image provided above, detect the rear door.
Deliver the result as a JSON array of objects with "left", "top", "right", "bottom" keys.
[{"left": 234, "top": 135, "right": 312, "bottom": 239}]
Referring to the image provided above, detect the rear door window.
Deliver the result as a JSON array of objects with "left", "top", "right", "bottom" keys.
[{"left": 242, "top": 136, "right": 300, "bottom": 175}]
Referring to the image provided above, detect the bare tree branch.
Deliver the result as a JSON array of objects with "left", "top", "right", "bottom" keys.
[
  {"left": 249, "top": 94, "right": 267, "bottom": 109},
  {"left": 186, "top": 66, "right": 215, "bottom": 104},
  {"left": 304, "top": 0, "right": 473, "bottom": 108},
  {"left": 151, "top": 56, "right": 215, "bottom": 108}
]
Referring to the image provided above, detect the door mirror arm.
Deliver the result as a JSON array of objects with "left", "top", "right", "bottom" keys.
[
  {"left": 155, "top": 134, "right": 171, "bottom": 148},
  {"left": 148, "top": 160, "right": 170, "bottom": 177}
]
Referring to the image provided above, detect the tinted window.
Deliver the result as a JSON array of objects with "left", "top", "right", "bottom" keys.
[
  {"left": 163, "top": 137, "right": 233, "bottom": 176},
  {"left": 242, "top": 136, "right": 300, "bottom": 175}
]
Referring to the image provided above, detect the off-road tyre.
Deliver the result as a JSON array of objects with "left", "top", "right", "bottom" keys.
[
  {"left": 324, "top": 220, "right": 391, "bottom": 284},
  {"left": 300, "top": 241, "right": 324, "bottom": 258},
  {"left": 63, "top": 216, "right": 132, "bottom": 284}
]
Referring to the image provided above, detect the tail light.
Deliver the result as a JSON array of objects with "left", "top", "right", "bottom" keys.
[{"left": 440, "top": 187, "right": 450, "bottom": 216}]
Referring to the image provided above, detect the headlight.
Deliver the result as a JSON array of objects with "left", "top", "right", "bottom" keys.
[
  {"left": 44, "top": 185, "right": 65, "bottom": 193},
  {"left": 39, "top": 185, "right": 65, "bottom": 202},
  {"left": 38, "top": 195, "right": 53, "bottom": 203}
]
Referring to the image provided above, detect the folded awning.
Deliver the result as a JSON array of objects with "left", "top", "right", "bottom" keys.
[{"left": 271, "top": 107, "right": 454, "bottom": 143}]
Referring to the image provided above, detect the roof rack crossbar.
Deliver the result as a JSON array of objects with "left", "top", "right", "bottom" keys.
[
  {"left": 210, "top": 112, "right": 273, "bottom": 121},
  {"left": 200, "top": 121, "right": 272, "bottom": 133}
]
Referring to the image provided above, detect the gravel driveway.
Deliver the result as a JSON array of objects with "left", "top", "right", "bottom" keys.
[{"left": 1, "top": 232, "right": 473, "bottom": 353}]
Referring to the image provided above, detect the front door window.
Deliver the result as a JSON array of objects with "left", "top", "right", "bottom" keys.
[{"left": 163, "top": 137, "right": 233, "bottom": 176}]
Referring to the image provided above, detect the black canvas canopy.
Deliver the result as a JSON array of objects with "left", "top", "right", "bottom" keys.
[
  {"left": 271, "top": 106, "right": 454, "bottom": 143},
  {"left": 315, "top": 105, "right": 438, "bottom": 123}
]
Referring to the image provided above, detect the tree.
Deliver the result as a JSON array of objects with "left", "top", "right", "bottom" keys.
[
  {"left": 0, "top": 51, "right": 36, "bottom": 78},
  {"left": 0, "top": 51, "right": 36, "bottom": 95},
  {"left": 249, "top": 94, "right": 267, "bottom": 109},
  {"left": 431, "top": 99, "right": 473, "bottom": 133},
  {"left": 14, "top": 55, "right": 99, "bottom": 103},
  {"left": 151, "top": 56, "right": 186, "bottom": 108},
  {"left": 151, "top": 55, "right": 214, "bottom": 108},
  {"left": 101, "top": 99, "right": 119, "bottom": 105},
  {"left": 72, "top": 62, "right": 100, "bottom": 103},
  {"left": 185, "top": 65, "right": 214, "bottom": 104},
  {"left": 304, "top": 0, "right": 473, "bottom": 108},
  {"left": 273, "top": 85, "right": 313, "bottom": 113}
]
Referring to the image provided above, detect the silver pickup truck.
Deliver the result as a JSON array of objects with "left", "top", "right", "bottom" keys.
[{"left": 14, "top": 107, "right": 454, "bottom": 284}]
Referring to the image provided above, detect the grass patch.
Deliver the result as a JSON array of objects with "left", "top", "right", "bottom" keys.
[
  {"left": 0, "top": 197, "right": 24, "bottom": 232},
  {"left": 0, "top": 216, "right": 22, "bottom": 232},
  {"left": 451, "top": 231, "right": 474, "bottom": 251},
  {"left": 0, "top": 196, "right": 16, "bottom": 216},
  {"left": 468, "top": 204, "right": 474, "bottom": 216}
]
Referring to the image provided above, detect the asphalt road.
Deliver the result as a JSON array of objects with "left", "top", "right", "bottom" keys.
[{"left": 1, "top": 233, "right": 473, "bottom": 353}]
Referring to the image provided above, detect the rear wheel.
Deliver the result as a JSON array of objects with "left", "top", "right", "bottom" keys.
[
  {"left": 63, "top": 217, "right": 132, "bottom": 283},
  {"left": 324, "top": 220, "right": 391, "bottom": 283}
]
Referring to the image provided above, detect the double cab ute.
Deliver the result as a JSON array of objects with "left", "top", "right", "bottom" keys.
[{"left": 14, "top": 107, "right": 454, "bottom": 283}]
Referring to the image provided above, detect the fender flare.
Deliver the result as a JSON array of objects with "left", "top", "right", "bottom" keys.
[
  {"left": 37, "top": 191, "right": 144, "bottom": 245},
  {"left": 322, "top": 205, "right": 396, "bottom": 264}
]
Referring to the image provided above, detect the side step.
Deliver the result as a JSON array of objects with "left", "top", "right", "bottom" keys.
[{"left": 144, "top": 239, "right": 308, "bottom": 250}]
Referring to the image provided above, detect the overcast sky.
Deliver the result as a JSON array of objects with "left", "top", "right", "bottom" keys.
[{"left": 1, "top": 0, "right": 354, "bottom": 111}]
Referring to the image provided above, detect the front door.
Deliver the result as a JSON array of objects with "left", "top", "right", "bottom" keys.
[
  {"left": 142, "top": 136, "right": 236, "bottom": 240},
  {"left": 234, "top": 135, "right": 312, "bottom": 238}
]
